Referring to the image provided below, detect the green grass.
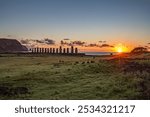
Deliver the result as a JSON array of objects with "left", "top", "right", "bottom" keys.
[{"left": 0, "top": 55, "right": 149, "bottom": 99}]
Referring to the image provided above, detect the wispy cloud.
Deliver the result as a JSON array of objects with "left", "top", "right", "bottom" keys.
[
  {"left": 63, "top": 38, "right": 70, "bottom": 41},
  {"left": 44, "top": 38, "right": 55, "bottom": 45},
  {"left": 86, "top": 43, "right": 99, "bottom": 47},
  {"left": 86, "top": 43, "right": 114, "bottom": 48},
  {"left": 60, "top": 39, "right": 114, "bottom": 48},
  {"left": 20, "top": 38, "right": 55, "bottom": 48},
  {"left": 20, "top": 38, "right": 114, "bottom": 49},
  {"left": 100, "top": 44, "right": 114, "bottom": 48},
  {"left": 72, "top": 41, "right": 85, "bottom": 46},
  {"left": 99, "top": 40, "right": 106, "bottom": 43},
  {"left": 60, "top": 40, "right": 85, "bottom": 46}
]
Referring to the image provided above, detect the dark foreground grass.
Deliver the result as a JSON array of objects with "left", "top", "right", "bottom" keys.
[{"left": 0, "top": 55, "right": 150, "bottom": 99}]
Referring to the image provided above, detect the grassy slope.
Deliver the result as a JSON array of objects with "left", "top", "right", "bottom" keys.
[{"left": 0, "top": 55, "right": 149, "bottom": 99}]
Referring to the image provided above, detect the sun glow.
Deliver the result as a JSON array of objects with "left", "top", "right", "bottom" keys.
[
  {"left": 115, "top": 43, "right": 128, "bottom": 53},
  {"left": 117, "top": 47, "right": 123, "bottom": 53}
]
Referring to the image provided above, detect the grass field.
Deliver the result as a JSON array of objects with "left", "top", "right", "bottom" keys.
[{"left": 0, "top": 54, "right": 150, "bottom": 99}]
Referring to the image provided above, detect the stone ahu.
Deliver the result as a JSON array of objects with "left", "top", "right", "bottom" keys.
[{"left": 31, "top": 46, "right": 79, "bottom": 54}]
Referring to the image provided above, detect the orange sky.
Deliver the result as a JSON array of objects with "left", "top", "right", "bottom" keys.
[{"left": 32, "top": 42, "right": 133, "bottom": 53}]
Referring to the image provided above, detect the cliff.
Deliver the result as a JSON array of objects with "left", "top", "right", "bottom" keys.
[{"left": 0, "top": 38, "right": 28, "bottom": 53}]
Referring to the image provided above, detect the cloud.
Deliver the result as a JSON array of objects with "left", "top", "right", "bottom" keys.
[
  {"left": 86, "top": 43, "right": 99, "bottom": 47},
  {"left": 145, "top": 46, "right": 150, "bottom": 49},
  {"left": 33, "top": 38, "right": 55, "bottom": 45},
  {"left": 100, "top": 44, "right": 114, "bottom": 48},
  {"left": 20, "top": 39, "right": 37, "bottom": 48},
  {"left": 44, "top": 38, "right": 55, "bottom": 45},
  {"left": 60, "top": 40, "right": 69, "bottom": 45},
  {"left": 20, "top": 38, "right": 114, "bottom": 49},
  {"left": 99, "top": 41, "right": 106, "bottom": 43},
  {"left": 20, "top": 39, "right": 30, "bottom": 44},
  {"left": 85, "top": 43, "right": 114, "bottom": 48},
  {"left": 59, "top": 39, "right": 114, "bottom": 48},
  {"left": 60, "top": 40, "right": 85, "bottom": 46},
  {"left": 72, "top": 41, "right": 85, "bottom": 46},
  {"left": 60, "top": 40, "right": 114, "bottom": 48},
  {"left": 63, "top": 38, "right": 70, "bottom": 41},
  {"left": 20, "top": 38, "right": 55, "bottom": 48},
  {"left": 35, "top": 40, "right": 44, "bottom": 43}
]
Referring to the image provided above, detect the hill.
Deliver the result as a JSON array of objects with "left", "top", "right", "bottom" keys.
[{"left": 0, "top": 38, "right": 27, "bottom": 53}]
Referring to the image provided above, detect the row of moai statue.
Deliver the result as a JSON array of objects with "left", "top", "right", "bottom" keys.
[{"left": 31, "top": 46, "right": 78, "bottom": 54}]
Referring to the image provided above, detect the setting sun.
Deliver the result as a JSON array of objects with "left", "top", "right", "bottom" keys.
[
  {"left": 117, "top": 47, "right": 123, "bottom": 53},
  {"left": 115, "top": 43, "right": 128, "bottom": 53}
]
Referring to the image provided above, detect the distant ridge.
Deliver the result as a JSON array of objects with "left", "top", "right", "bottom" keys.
[{"left": 0, "top": 38, "right": 28, "bottom": 53}]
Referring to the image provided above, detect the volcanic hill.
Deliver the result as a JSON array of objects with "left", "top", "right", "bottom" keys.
[{"left": 0, "top": 38, "right": 27, "bottom": 53}]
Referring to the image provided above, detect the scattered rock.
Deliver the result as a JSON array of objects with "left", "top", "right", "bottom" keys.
[
  {"left": 123, "top": 61, "right": 150, "bottom": 73},
  {"left": 90, "top": 61, "right": 95, "bottom": 63},
  {"left": 0, "top": 85, "right": 29, "bottom": 96}
]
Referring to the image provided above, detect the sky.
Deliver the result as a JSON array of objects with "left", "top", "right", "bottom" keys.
[{"left": 0, "top": 0, "right": 150, "bottom": 52}]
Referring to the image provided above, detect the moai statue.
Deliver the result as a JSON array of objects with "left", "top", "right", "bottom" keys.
[
  {"left": 37, "top": 47, "right": 39, "bottom": 53},
  {"left": 63, "top": 48, "right": 66, "bottom": 54},
  {"left": 29, "top": 48, "right": 32, "bottom": 52},
  {"left": 39, "top": 48, "right": 41, "bottom": 53},
  {"left": 36, "top": 47, "right": 39, "bottom": 53},
  {"left": 50, "top": 48, "right": 52, "bottom": 53},
  {"left": 67, "top": 48, "right": 69, "bottom": 54},
  {"left": 56, "top": 48, "right": 59, "bottom": 54},
  {"left": 35, "top": 48, "right": 37, "bottom": 53},
  {"left": 32, "top": 48, "right": 34, "bottom": 53},
  {"left": 46, "top": 48, "right": 49, "bottom": 53},
  {"left": 42, "top": 48, "right": 44, "bottom": 53},
  {"left": 45, "top": 48, "right": 47, "bottom": 53},
  {"left": 34, "top": 48, "right": 37, "bottom": 53},
  {"left": 53, "top": 48, "right": 55, "bottom": 54},
  {"left": 47, "top": 48, "right": 50, "bottom": 53},
  {"left": 75, "top": 48, "right": 78, "bottom": 54},
  {"left": 59, "top": 46, "right": 62, "bottom": 54},
  {"left": 39, "top": 48, "right": 42, "bottom": 53},
  {"left": 71, "top": 46, "right": 74, "bottom": 54},
  {"left": 31, "top": 48, "right": 34, "bottom": 53},
  {"left": 34, "top": 48, "right": 36, "bottom": 53}
]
